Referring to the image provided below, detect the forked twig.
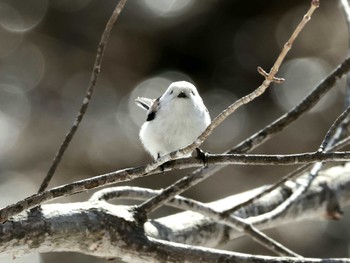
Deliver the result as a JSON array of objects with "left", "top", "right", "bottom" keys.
[
  {"left": 37, "top": 0, "right": 128, "bottom": 193},
  {"left": 233, "top": 57, "right": 350, "bottom": 154}
]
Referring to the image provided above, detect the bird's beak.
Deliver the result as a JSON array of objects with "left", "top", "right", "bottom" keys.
[{"left": 177, "top": 91, "right": 188, "bottom": 98}]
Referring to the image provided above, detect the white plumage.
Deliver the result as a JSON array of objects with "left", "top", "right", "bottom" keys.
[{"left": 136, "top": 81, "right": 211, "bottom": 159}]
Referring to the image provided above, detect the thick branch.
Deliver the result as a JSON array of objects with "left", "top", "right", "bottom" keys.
[
  {"left": 1, "top": 164, "right": 350, "bottom": 262},
  {"left": 147, "top": 163, "right": 350, "bottom": 247}
]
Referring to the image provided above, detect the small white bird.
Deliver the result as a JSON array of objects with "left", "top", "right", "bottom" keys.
[{"left": 136, "top": 81, "right": 211, "bottom": 160}]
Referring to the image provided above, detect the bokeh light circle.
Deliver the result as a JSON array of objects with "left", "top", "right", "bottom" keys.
[
  {"left": 0, "top": 43, "right": 45, "bottom": 92},
  {"left": 0, "top": 0, "right": 48, "bottom": 32},
  {"left": 204, "top": 89, "right": 247, "bottom": 150},
  {"left": 138, "top": 0, "right": 195, "bottom": 17},
  {"left": 0, "top": 84, "right": 31, "bottom": 157},
  {"left": 51, "top": 0, "right": 92, "bottom": 12},
  {"left": 271, "top": 57, "right": 337, "bottom": 113}
]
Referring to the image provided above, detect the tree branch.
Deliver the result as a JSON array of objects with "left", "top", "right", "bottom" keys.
[
  {"left": 0, "top": 152, "right": 350, "bottom": 222},
  {"left": 1, "top": 163, "right": 350, "bottom": 262},
  {"left": 3, "top": 150, "right": 350, "bottom": 223},
  {"left": 147, "top": 163, "right": 350, "bottom": 247}
]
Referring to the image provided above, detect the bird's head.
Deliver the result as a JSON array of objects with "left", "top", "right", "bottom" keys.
[{"left": 160, "top": 81, "right": 201, "bottom": 106}]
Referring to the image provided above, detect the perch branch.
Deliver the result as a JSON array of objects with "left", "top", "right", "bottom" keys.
[
  {"left": 4, "top": 150, "right": 350, "bottom": 223},
  {"left": 2, "top": 163, "right": 350, "bottom": 261}
]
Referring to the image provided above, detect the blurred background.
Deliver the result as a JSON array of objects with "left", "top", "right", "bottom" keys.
[{"left": 0, "top": 0, "right": 349, "bottom": 262}]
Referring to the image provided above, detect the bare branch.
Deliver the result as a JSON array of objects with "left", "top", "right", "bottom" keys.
[
  {"left": 38, "top": 0, "right": 128, "bottom": 193},
  {"left": 2, "top": 163, "right": 350, "bottom": 262},
  {"left": 4, "top": 150, "right": 350, "bottom": 223},
  {"left": 319, "top": 106, "right": 350, "bottom": 151}
]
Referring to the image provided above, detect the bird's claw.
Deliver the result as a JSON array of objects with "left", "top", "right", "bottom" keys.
[{"left": 196, "top": 148, "right": 209, "bottom": 167}]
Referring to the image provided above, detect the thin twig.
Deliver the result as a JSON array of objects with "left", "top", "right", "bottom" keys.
[
  {"left": 37, "top": 0, "right": 128, "bottom": 193},
  {"left": 177, "top": 202, "right": 301, "bottom": 257},
  {"left": 205, "top": 151, "right": 350, "bottom": 165},
  {"left": 247, "top": 163, "right": 324, "bottom": 225},
  {"left": 136, "top": 0, "right": 320, "bottom": 216},
  {"left": 223, "top": 164, "right": 310, "bottom": 216},
  {"left": 163, "top": 199, "right": 302, "bottom": 257},
  {"left": 319, "top": 106, "right": 350, "bottom": 151},
  {"left": 232, "top": 64, "right": 350, "bottom": 154},
  {"left": 91, "top": 186, "right": 210, "bottom": 212}
]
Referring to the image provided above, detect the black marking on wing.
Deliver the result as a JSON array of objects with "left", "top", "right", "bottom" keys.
[
  {"left": 137, "top": 101, "right": 150, "bottom": 110},
  {"left": 147, "top": 111, "right": 156, "bottom": 121},
  {"left": 146, "top": 97, "right": 160, "bottom": 122}
]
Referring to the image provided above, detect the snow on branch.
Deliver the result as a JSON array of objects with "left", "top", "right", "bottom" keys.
[{"left": 1, "top": 163, "right": 350, "bottom": 262}]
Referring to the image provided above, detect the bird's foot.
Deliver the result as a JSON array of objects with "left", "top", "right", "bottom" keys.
[
  {"left": 195, "top": 148, "right": 209, "bottom": 167},
  {"left": 157, "top": 153, "right": 165, "bottom": 173}
]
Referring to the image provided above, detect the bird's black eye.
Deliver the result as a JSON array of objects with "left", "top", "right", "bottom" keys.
[
  {"left": 191, "top": 91, "right": 195, "bottom": 95},
  {"left": 170, "top": 90, "right": 173, "bottom": 95}
]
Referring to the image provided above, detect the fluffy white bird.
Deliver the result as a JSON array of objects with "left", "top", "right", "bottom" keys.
[{"left": 136, "top": 81, "right": 211, "bottom": 160}]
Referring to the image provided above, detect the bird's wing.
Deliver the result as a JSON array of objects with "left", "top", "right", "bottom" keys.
[
  {"left": 135, "top": 97, "right": 155, "bottom": 111},
  {"left": 146, "top": 97, "right": 160, "bottom": 121}
]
